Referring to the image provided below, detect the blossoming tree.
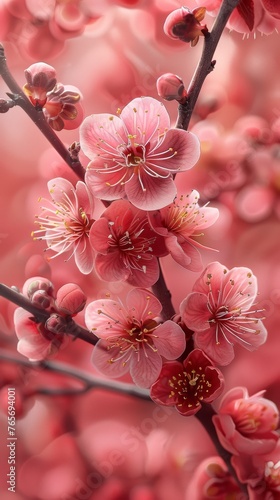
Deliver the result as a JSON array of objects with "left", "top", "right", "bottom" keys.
[{"left": 0, "top": 0, "right": 280, "bottom": 499}]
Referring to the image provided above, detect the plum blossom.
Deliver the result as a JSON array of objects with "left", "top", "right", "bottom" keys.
[
  {"left": 89, "top": 199, "right": 163, "bottom": 287},
  {"left": 80, "top": 96, "right": 200, "bottom": 210},
  {"left": 150, "top": 349, "right": 224, "bottom": 416},
  {"left": 85, "top": 288, "right": 186, "bottom": 388},
  {"left": 32, "top": 177, "right": 95, "bottom": 274},
  {"left": 180, "top": 262, "right": 267, "bottom": 366},
  {"left": 213, "top": 387, "right": 279, "bottom": 456},
  {"left": 148, "top": 190, "right": 219, "bottom": 272}
]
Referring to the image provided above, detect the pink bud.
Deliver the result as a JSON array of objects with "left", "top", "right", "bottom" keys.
[
  {"left": 23, "top": 62, "right": 57, "bottom": 107},
  {"left": 55, "top": 283, "right": 86, "bottom": 315},
  {"left": 164, "top": 7, "right": 208, "bottom": 47},
  {"left": 31, "top": 290, "right": 52, "bottom": 309},
  {"left": 45, "top": 314, "right": 68, "bottom": 334},
  {"left": 23, "top": 277, "right": 54, "bottom": 299},
  {"left": 156, "top": 73, "right": 187, "bottom": 102}
]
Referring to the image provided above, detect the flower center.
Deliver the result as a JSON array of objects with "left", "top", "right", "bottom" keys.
[
  {"left": 121, "top": 142, "right": 146, "bottom": 168},
  {"left": 168, "top": 367, "right": 211, "bottom": 408}
]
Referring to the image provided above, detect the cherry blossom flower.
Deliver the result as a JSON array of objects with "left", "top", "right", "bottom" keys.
[
  {"left": 213, "top": 387, "right": 279, "bottom": 456},
  {"left": 85, "top": 288, "right": 186, "bottom": 388},
  {"left": 180, "top": 262, "right": 267, "bottom": 366},
  {"left": 148, "top": 190, "right": 219, "bottom": 272},
  {"left": 80, "top": 96, "right": 200, "bottom": 210},
  {"left": 164, "top": 7, "right": 208, "bottom": 46},
  {"left": 150, "top": 349, "right": 224, "bottom": 416},
  {"left": 32, "top": 177, "right": 95, "bottom": 274},
  {"left": 89, "top": 199, "right": 163, "bottom": 287},
  {"left": 23, "top": 62, "right": 57, "bottom": 107}
]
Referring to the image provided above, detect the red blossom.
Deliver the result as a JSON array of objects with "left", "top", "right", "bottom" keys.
[
  {"left": 164, "top": 7, "right": 208, "bottom": 47},
  {"left": 150, "top": 349, "right": 224, "bottom": 416}
]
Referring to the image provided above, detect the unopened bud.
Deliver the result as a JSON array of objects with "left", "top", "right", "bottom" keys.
[
  {"left": 164, "top": 7, "right": 208, "bottom": 47},
  {"left": 0, "top": 98, "right": 15, "bottom": 113},
  {"left": 45, "top": 314, "right": 68, "bottom": 334},
  {"left": 23, "top": 62, "right": 57, "bottom": 107},
  {"left": 23, "top": 277, "right": 54, "bottom": 300},
  {"left": 55, "top": 283, "right": 86, "bottom": 315},
  {"left": 31, "top": 289, "right": 53, "bottom": 309},
  {"left": 157, "top": 73, "right": 187, "bottom": 103}
]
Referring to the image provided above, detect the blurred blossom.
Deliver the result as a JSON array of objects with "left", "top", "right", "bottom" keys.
[
  {"left": 180, "top": 262, "right": 267, "bottom": 366},
  {"left": 80, "top": 96, "right": 200, "bottom": 210},
  {"left": 85, "top": 288, "right": 186, "bottom": 388}
]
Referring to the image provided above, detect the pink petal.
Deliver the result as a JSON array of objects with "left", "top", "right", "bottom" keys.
[
  {"left": 89, "top": 218, "right": 111, "bottom": 253},
  {"left": 126, "top": 257, "right": 159, "bottom": 288},
  {"left": 150, "top": 129, "right": 200, "bottom": 172},
  {"left": 130, "top": 348, "right": 162, "bottom": 388},
  {"left": 17, "top": 335, "right": 55, "bottom": 361},
  {"left": 126, "top": 288, "right": 162, "bottom": 319},
  {"left": 125, "top": 171, "right": 177, "bottom": 210},
  {"left": 120, "top": 97, "right": 171, "bottom": 146},
  {"left": 75, "top": 181, "right": 95, "bottom": 216},
  {"left": 85, "top": 299, "right": 128, "bottom": 338},
  {"left": 192, "top": 261, "right": 227, "bottom": 297},
  {"left": 85, "top": 166, "right": 125, "bottom": 201},
  {"left": 153, "top": 321, "right": 186, "bottom": 359},
  {"left": 94, "top": 252, "right": 130, "bottom": 282},
  {"left": 74, "top": 238, "right": 94, "bottom": 275},
  {"left": 166, "top": 236, "right": 203, "bottom": 271},
  {"left": 193, "top": 328, "right": 235, "bottom": 366},
  {"left": 220, "top": 266, "right": 258, "bottom": 310},
  {"left": 227, "top": 318, "right": 267, "bottom": 352},
  {"left": 92, "top": 340, "right": 130, "bottom": 378},
  {"left": 180, "top": 292, "right": 210, "bottom": 331},
  {"left": 47, "top": 177, "right": 75, "bottom": 203},
  {"left": 79, "top": 113, "right": 127, "bottom": 160}
]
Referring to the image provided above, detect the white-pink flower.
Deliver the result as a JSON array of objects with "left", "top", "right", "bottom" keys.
[
  {"left": 33, "top": 177, "right": 95, "bottom": 274},
  {"left": 180, "top": 262, "right": 267, "bottom": 365},
  {"left": 80, "top": 96, "right": 200, "bottom": 210},
  {"left": 85, "top": 288, "right": 186, "bottom": 388}
]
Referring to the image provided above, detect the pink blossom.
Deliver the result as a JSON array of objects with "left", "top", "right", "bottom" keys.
[
  {"left": 89, "top": 199, "right": 164, "bottom": 287},
  {"left": 180, "top": 262, "right": 267, "bottom": 365},
  {"left": 213, "top": 387, "right": 279, "bottom": 456},
  {"left": 85, "top": 288, "right": 186, "bottom": 388},
  {"left": 42, "top": 83, "right": 83, "bottom": 131},
  {"left": 80, "top": 96, "right": 200, "bottom": 210},
  {"left": 32, "top": 177, "right": 95, "bottom": 274},
  {"left": 148, "top": 190, "right": 219, "bottom": 272},
  {"left": 150, "top": 349, "right": 224, "bottom": 417}
]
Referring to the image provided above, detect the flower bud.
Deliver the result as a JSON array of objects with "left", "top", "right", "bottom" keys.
[
  {"left": 55, "top": 283, "right": 87, "bottom": 315},
  {"left": 23, "top": 62, "right": 57, "bottom": 107},
  {"left": 31, "top": 289, "right": 53, "bottom": 309},
  {"left": 156, "top": 73, "right": 187, "bottom": 103},
  {"left": 23, "top": 277, "right": 54, "bottom": 300},
  {"left": 0, "top": 98, "right": 14, "bottom": 113},
  {"left": 164, "top": 7, "right": 208, "bottom": 47},
  {"left": 45, "top": 314, "right": 68, "bottom": 334}
]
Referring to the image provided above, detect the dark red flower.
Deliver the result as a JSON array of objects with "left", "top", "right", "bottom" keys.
[{"left": 150, "top": 348, "right": 224, "bottom": 416}]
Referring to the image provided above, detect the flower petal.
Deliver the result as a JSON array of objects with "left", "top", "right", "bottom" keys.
[
  {"left": 125, "top": 171, "right": 177, "bottom": 210},
  {"left": 153, "top": 320, "right": 186, "bottom": 359},
  {"left": 79, "top": 113, "right": 127, "bottom": 160},
  {"left": 92, "top": 340, "right": 130, "bottom": 378},
  {"left": 130, "top": 347, "right": 162, "bottom": 388}
]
